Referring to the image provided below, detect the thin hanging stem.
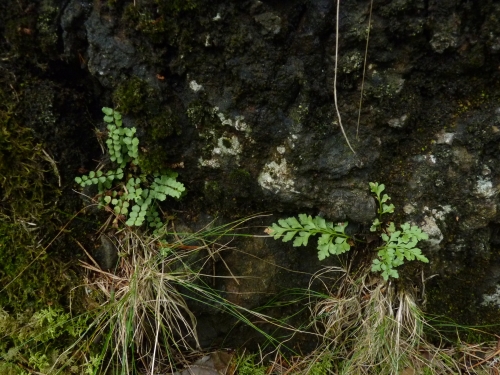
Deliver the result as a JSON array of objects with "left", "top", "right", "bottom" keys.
[
  {"left": 333, "top": 0, "right": 356, "bottom": 154},
  {"left": 356, "top": 0, "right": 373, "bottom": 140}
]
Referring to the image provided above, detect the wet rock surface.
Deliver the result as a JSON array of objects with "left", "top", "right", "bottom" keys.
[{"left": 3, "top": 0, "right": 500, "bottom": 346}]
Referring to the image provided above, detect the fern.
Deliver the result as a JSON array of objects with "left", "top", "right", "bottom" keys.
[
  {"left": 75, "top": 107, "right": 185, "bottom": 229},
  {"left": 267, "top": 183, "right": 430, "bottom": 280},
  {"left": 268, "top": 214, "right": 351, "bottom": 261}
]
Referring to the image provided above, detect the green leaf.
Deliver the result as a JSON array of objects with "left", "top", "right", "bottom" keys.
[
  {"left": 370, "top": 218, "right": 381, "bottom": 232},
  {"left": 75, "top": 177, "right": 82, "bottom": 184},
  {"left": 113, "top": 111, "right": 122, "bottom": 120},
  {"left": 102, "top": 107, "right": 113, "bottom": 116},
  {"left": 382, "top": 203, "right": 395, "bottom": 214},
  {"left": 334, "top": 222, "right": 347, "bottom": 233},
  {"left": 415, "top": 253, "right": 429, "bottom": 263},
  {"left": 318, "top": 245, "right": 330, "bottom": 261},
  {"left": 156, "top": 193, "right": 167, "bottom": 201},
  {"left": 104, "top": 115, "right": 114, "bottom": 123},
  {"left": 293, "top": 231, "right": 311, "bottom": 247},
  {"left": 104, "top": 196, "right": 111, "bottom": 204},
  {"left": 282, "top": 230, "right": 297, "bottom": 243},
  {"left": 314, "top": 216, "right": 327, "bottom": 229},
  {"left": 377, "top": 184, "right": 385, "bottom": 195},
  {"left": 286, "top": 216, "right": 303, "bottom": 229},
  {"left": 298, "top": 213, "right": 311, "bottom": 225}
]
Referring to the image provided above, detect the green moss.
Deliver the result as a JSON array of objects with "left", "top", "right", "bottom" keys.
[
  {"left": 149, "top": 109, "right": 181, "bottom": 140},
  {"left": 203, "top": 181, "right": 223, "bottom": 206},
  {"left": 0, "top": 219, "right": 77, "bottom": 312},
  {"left": 2, "top": 0, "right": 60, "bottom": 62},
  {"left": 0, "top": 88, "right": 78, "bottom": 314},
  {"left": 187, "top": 102, "right": 219, "bottom": 129},
  {"left": 113, "top": 76, "right": 153, "bottom": 115},
  {"left": 157, "top": 0, "right": 199, "bottom": 13},
  {"left": 138, "top": 145, "right": 169, "bottom": 175},
  {"left": 123, "top": 4, "right": 168, "bottom": 44},
  {"left": 228, "top": 168, "right": 252, "bottom": 191},
  {"left": 0, "top": 90, "right": 46, "bottom": 219},
  {"left": 37, "top": 2, "right": 59, "bottom": 55}
]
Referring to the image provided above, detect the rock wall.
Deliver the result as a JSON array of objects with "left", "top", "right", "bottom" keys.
[{"left": 3, "top": 0, "right": 500, "bottom": 345}]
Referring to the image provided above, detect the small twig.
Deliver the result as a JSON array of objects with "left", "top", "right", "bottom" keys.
[
  {"left": 41, "top": 149, "right": 61, "bottom": 187},
  {"left": 75, "top": 240, "right": 101, "bottom": 269},
  {"left": 356, "top": 0, "right": 373, "bottom": 140},
  {"left": 333, "top": 0, "right": 356, "bottom": 154},
  {"left": 0, "top": 207, "right": 87, "bottom": 294}
]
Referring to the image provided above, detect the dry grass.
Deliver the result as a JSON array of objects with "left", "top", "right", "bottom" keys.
[
  {"left": 275, "top": 266, "right": 500, "bottom": 375},
  {"left": 76, "top": 215, "right": 300, "bottom": 374},
  {"left": 80, "top": 229, "right": 206, "bottom": 374}
]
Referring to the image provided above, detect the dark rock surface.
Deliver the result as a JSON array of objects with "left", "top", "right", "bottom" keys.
[{"left": 3, "top": 0, "right": 500, "bottom": 347}]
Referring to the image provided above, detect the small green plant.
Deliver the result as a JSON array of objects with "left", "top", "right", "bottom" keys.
[
  {"left": 0, "top": 307, "right": 91, "bottom": 375},
  {"left": 234, "top": 353, "right": 267, "bottom": 375},
  {"left": 267, "top": 182, "right": 429, "bottom": 280},
  {"left": 371, "top": 221, "right": 429, "bottom": 280},
  {"left": 266, "top": 214, "right": 350, "bottom": 261},
  {"left": 368, "top": 182, "right": 429, "bottom": 280},
  {"left": 75, "top": 107, "right": 185, "bottom": 229}
]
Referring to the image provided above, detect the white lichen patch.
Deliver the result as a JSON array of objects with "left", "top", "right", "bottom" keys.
[
  {"left": 276, "top": 146, "right": 286, "bottom": 154},
  {"left": 474, "top": 177, "right": 498, "bottom": 198},
  {"left": 436, "top": 131, "right": 455, "bottom": 145},
  {"left": 189, "top": 80, "right": 203, "bottom": 92},
  {"left": 387, "top": 114, "right": 408, "bottom": 128},
  {"left": 258, "top": 158, "right": 298, "bottom": 194},
  {"left": 199, "top": 135, "right": 242, "bottom": 169},
  {"left": 216, "top": 135, "right": 241, "bottom": 155},
  {"left": 199, "top": 158, "right": 220, "bottom": 168},
  {"left": 420, "top": 216, "right": 443, "bottom": 249},
  {"left": 215, "top": 109, "right": 249, "bottom": 132},
  {"left": 420, "top": 205, "right": 452, "bottom": 250},
  {"left": 420, "top": 154, "right": 437, "bottom": 165},
  {"left": 286, "top": 134, "right": 298, "bottom": 149},
  {"left": 482, "top": 285, "right": 500, "bottom": 307},
  {"left": 403, "top": 204, "right": 416, "bottom": 214}
]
